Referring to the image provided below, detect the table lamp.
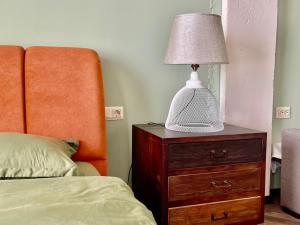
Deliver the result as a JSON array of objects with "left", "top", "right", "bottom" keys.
[{"left": 164, "top": 13, "right": 228, "bottom": 133}]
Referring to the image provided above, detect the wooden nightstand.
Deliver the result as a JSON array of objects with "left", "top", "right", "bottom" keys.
[{"left": 132, "top": 123, "right": 266, "bottom": 225}]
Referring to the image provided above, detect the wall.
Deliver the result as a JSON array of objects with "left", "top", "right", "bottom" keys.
[
  {"left": 221, "top": 0, "right": 277, "bottom": 195},
  {"left": 273, "top": 0, "right": 300, "bottom": 143},
  {"left": 0, "top": 0, "right": 211, "bottom": 180},
  {"left": 209, "top": 0, "right": 222, "bottom": 100},
  {"left": 271, "top": 0, "right": 300, "bottom": 189}
]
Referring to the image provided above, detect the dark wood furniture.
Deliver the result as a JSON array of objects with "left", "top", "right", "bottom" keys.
[{"left": 132, "top": 123, "right": 266, "bottom": 225}]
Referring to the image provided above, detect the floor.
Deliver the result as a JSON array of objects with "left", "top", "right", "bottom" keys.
[{"left": 263, "top": 195, "right": 300, "bottom": 225}]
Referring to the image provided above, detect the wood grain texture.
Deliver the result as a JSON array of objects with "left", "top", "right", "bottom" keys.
[
  {"left": 168, "top": 139, "right": 264, "bottom": 170},
  {"left": 132, "top": 126, "right": 163, "bottom": 223},
  {"left": 263, "top": 194, "right": 300, "bottom": 225},
  {"left": 168, "top": 161, "right": 264, "bottom": 176},
  {"left": 132, "top": 124, "right": 267, "bottom": 225},
  {"left": 133, "top": 123, "right": 266, "bottom": 142},
  {"left": 169, "top": 197, "right": 261, "bottom": 225},
  {"left": 169, "top": 168, "right": 261, "bottom": 203}
]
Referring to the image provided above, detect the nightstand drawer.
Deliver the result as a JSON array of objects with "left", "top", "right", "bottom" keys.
[
  {"left": 168, "top": 139, "right": 263, "bottom": 170},
  {"left": 168, "top": 168, "right": 261, "bottom": 202},
  {"left": 168, "top": 197, "right": 261, "bottom": 225}
]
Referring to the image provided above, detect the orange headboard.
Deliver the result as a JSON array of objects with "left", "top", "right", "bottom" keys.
[
  {"left": 24, "top": 46, "right": 107, "bottom": 175},
  {"left": 0, "top": 46, "right": 25, "bottom": 133}
]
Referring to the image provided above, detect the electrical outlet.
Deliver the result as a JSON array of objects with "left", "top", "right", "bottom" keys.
[
  {"left": 105, "top": 106, "right": 124, "bottom": 120},
  {"left": 276, "top": 106, "right": 290, "bottom": 119}
]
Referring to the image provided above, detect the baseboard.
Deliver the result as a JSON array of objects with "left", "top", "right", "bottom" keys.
[
  {"left": 264, "top": 195, "right": 273, "bottom": 204},
  {"left": 265, "top": 188, "right": 300, "bottom": 219},
  {"left": 282, "top": 207, "right": 300, "bottom": 219},
  {"left": 264, "top": 188, "right": 280, "bottom": 204}
]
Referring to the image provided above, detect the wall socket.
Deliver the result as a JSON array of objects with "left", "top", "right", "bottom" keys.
[
  {"left": 276, "top": 106, "right": 290, "bottom": 119},
  {"left": 105, "top": 106, "right": 124, "bottom": 120}
]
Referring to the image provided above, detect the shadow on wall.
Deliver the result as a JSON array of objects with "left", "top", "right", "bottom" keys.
[{"left": 101, "top": 55, "right": 151, "bottom": 180}]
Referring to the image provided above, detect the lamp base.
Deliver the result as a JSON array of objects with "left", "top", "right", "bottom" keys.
[
  {"left": 166, "top": 122, "right": 224, "bottom": 133},
  {"left": 165, "top": 70, "right": 224, "bottom": 133}
]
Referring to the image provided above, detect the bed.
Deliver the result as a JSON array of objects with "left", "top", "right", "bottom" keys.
[{"left": 0, "top": 45, "right": 156, "bottom": 225}]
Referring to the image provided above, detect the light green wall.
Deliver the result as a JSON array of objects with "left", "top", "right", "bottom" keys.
[
  {"left": 272, "top": 0, "right": 300, "bottom": 189},
  {"left": 273, "top": 0, "right": 300, "bottom": 143},
  {"left": 208, "top": 0, "right": 222, "bottom": 100},
  {"left": 0, "top": 0, "right": 212, "bottom": 180}
]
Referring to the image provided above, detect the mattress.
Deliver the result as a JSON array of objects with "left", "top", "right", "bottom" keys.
[
  {"left": 0, "top": 176, "right": 156, "bottom": 225},
  {"left": 75, "top": 161, "right": 100, "bottom": 176}
]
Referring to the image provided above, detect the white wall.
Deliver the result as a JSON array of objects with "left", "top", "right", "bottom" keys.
[{"left": 221, "top": 0, "right": 278, "bottom": 195}]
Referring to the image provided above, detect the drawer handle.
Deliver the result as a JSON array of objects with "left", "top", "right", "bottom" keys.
[
  {"left": 211, "top": 180, "right": 232, "bottom": 188},
  {"left": 211, "top": 212, "right": 229, "bottom": 221},
  {"left": 210, "top": 149, "right": 227, "bottom": 160}
]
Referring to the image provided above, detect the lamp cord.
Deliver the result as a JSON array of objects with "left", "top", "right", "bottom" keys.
[
  {"left": 146, "top": 122, "right": 164, "bottom": 126},
  {"left": 127, "top": 164, "right": 132, "bottom": 184},
  {"left": 128, "top": 123, "right": 164, "bottom": 185},
  {"left": 173, "top": 89, "right": 196, "bottom": 120}
]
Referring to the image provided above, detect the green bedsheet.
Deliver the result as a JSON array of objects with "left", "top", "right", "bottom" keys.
[{"left": 0, "top": 176, "right": 156, "bottom": 225}]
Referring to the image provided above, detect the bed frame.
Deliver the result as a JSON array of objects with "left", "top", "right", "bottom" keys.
[{"left": 0, "top": 45, "right": 107, "bottom": 175}]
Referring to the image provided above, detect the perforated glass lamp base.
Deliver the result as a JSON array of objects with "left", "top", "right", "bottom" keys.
[{"left": 165, "top": 71, "right": 224, "bottom": 133}]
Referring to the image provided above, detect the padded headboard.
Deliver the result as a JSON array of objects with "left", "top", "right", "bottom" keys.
[
  {"left": 0, "top": 45, "right": 107, "bottom": 174},
  {"left": 24, "top": 46, "right": 107, "bottom": 175},
  {"left": 0, "top": 46, "right": 25, "bottom": 133}
]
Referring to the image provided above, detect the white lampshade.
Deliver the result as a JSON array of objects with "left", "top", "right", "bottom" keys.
[{"left": 164, "top": 13, "right": 228, "bottom": 65}]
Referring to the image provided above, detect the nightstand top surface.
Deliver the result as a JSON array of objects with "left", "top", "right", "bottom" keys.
[{"left": 133, "top": 123, "right": 266, "bottom": 140}]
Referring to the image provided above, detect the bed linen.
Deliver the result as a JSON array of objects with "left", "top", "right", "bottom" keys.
[
  {"left": 0, "top": 176, "right": 156, "bottom": 225},
  {"left": 0, "top": 132, "right": 79, "bottom": 178},
  {"left": 75, "top": 161, "right": 100, "bottom": 176}
]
